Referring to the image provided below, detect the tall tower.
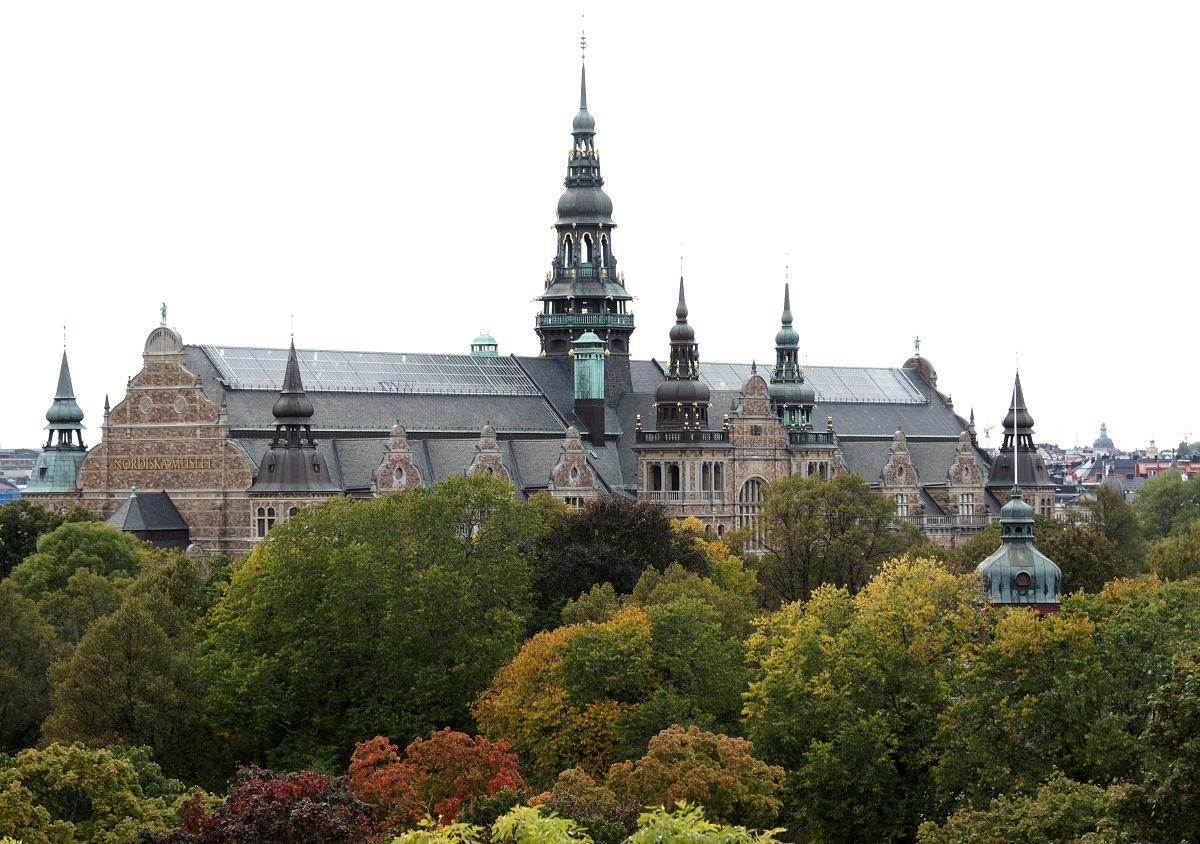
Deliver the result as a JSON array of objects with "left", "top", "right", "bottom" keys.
[
  {"left": 986, "top": 372, "right": 1055, "bottom": 518},
  {"left": 535, "top": 53, "right": 634, "bottom": 399},
  {"left": 767, "top": 284, "right": 815, "bottom": 429},
  {"left": 26, "top": 350, "right": 88, "bottom": 495}
]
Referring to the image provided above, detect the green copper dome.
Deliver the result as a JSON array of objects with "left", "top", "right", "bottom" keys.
[{"left": 976, "top": 486, "right": 1061, "bottom": 607}]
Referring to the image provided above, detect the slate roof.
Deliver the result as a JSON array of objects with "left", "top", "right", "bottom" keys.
[
  {"left": 185, "top": 344, "right": 988, "bottom": 502},
  {"left": 106, "top": 490, "right": 190, "bottom": 532}
]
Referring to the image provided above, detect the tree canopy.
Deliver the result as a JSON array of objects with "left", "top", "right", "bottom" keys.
[
  {"left": 202, "top": 474, "right": 550, "bottom": 771},
  {"left": 736, "top": 472, "right": 925, "bottom": 606}
]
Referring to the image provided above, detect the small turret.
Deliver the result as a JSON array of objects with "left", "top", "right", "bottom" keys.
[
  {"left": 767, "top": 284, "right": 815, "bottom": 428},
  {"left": 27, "top": 349, "right": 89, "bottom": 494},
  {"left": 976, "top": 485, "right": 1062, "bottom": 612},
  {"left": 249, "top": 340, "right": 340, "bottom": 495},
  {"left": 653, "top": 277, "right": 710, "bottom": 430}
]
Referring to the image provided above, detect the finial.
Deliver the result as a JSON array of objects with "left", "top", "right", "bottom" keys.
[
  {"left": 63, "top": 321, "right": 67, "bottom": 349},
  {"left": 581, "top": 16, "right": 586, "bottom": 60},
  {"left": 914, "top": 335, "right": 920, "bottom": 356},
  {"left": 160, "top": 303, "right": 167, "bottom": 326},
  {"left": 130, "top": 484, "right": 137, "bottom": 499}
]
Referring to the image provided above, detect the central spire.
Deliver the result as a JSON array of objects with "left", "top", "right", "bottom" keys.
[{"left": 534, "top": 46, "right": 635, "bottom": 397}]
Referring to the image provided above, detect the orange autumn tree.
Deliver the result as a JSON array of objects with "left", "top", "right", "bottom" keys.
[{"left": 348, "top": 728, "right": 526, "bottom": 831}]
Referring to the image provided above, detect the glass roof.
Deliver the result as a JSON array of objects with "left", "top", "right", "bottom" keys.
[
  {"left": 201, "top": 346, "right": 542, "bottom": 396},
  {"left": 699, "top": 363, "right": 926, "bottom": 404}
]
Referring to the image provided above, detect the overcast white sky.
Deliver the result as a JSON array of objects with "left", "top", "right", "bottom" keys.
[{"left": 2, "top": 2, "right": 1197, "bottom": 453}]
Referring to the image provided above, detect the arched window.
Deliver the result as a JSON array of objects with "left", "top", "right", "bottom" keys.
[
  {"left": 256, "top": 507, "right": 267, "bottom": 537},
  {"left": 582, "top": 234, "right": 594, "bottom": 263},
  {"left": 738, "top": 478, "right": 766, "bottom": 547},
  {"left": 266, "top": 508, "right": 276, "bottom": 530},
  {"left": 669, "top": 464, "right": 681, "bottom": 493}
]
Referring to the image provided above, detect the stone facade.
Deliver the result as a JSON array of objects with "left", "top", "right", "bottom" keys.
[
  {"left": 546, "top": 426, "right": 602, "bottom": 507},
  {"left": 65, "top": 326, "right": 256, "bottom": 556},
  {"left": 372, "top": 424, "right": 424, "bottom": 493}
]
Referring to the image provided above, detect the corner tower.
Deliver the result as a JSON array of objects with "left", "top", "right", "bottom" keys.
[
  {"left": 26, "top": 349, "right": 88, "bottom": 495},
  {"left": 535, "top": 54, "right": 634, "bottom": 399}
]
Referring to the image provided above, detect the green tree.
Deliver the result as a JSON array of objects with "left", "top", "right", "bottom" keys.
[
  {"left": 0, "top": 582, "right": 61, "bottom": 753},
  {"left": 41, "top": 596, "right": 206, "bottom": 783},
  {"left": 532, "top": 498, "right": 708, "bottom": 630},
  {"left": 1081, "top": 484, "right": 1145, "bottom": 566},
  {"left": 934, "top": 576, "right": 1200, "bottom": 811},
  {"left": 1134, "top": 470, "right": 1200, "bottom": 540},
  {"left": 1110, "top": 646, "right": 1200, "bottom": 844},
  {"left": 738, "top": 472, "right": 924, "bottom": 606},
  {"left": 475, "top": 599, "right": 749, "bottom": 788},
  {"left": 8, "top": 521, "right": 145, "bottom": 602},
  {"left": 0, "top": 742, "right": 188, "bottom": 844},
  {"left": 605, "top": 726, "right": 784, "bottom": 829},
  {"left": 743, "top": 557, "right": 983, "bottom": 844},
  {"left": 1147, "top": 516, "right": 1200, "bottom": 580},
  {"left": 203, "top": 474, "right": 548, "bottom": 771},
  {"left": 917, "top": 774, "right": 1115, "bottom": 844},
  {"left": 388, "top": 803, "right": 786, "bottom": 844},
  {"left": 0, "top": 501, "right": 97, "bottom": 580},
  {"left": 563, "top": 559, "right": 757, "bottom": 642}
]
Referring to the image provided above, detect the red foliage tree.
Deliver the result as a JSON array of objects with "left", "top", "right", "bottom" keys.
[
  {"left": 139, "top": 767, "right": 377, "bottom": 843},
  {"left": 348, "top": 728, "right": 527, "bottom": 831}
]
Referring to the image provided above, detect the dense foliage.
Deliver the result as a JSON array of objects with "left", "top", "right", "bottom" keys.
[{"left": 4, "top": 473, "right": 1200, "bottom": 843}]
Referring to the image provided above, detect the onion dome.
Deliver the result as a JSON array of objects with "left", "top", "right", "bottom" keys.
[
  {"left": 272, "top": 341, "right": 315, "bottom": 423},
  {"left": 654, "top": 277, "right": 709, "bottom": 426},
  {"left": 668, "top": 277, "right": 695, "bottom": 343},
  {"left": 774, "top": 284, "right": 799, "bottom": 349},
  {"left": 655, "top": 378, "right": 711, "bottom": 405},
  {"left": 556, "top": 187, "right": 614, "bottom": 223},
  {"left": 1002, "top": 372, "right": 1035, "bottom": 432},
  {"left": 45, "top": 350, "right": 85, "bottom": 429},
  {"left": 768, "top": 284, "right": 815, "bottom": 417}
]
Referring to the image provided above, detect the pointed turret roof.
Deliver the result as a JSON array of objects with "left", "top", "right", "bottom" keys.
[
  {"left": 45, "top": 350, "right": 85, "bottom": 429},
  {"left": 1002, "top": 371, "right": 1035, "bottom": 432},
  {"left": 573, "top": 61, "right": 596, "bottom": 133},
  {"left": 987, "top": 371, "right": 1053, "bottom": 491},
  {"left": 774, "top": 283, "right": 799, "bottom": 349},
  {"left": 272, "top": 340, "right": 315, "bottom": 424},
  {"left": 668, "top": 277, "right": 695, "bottom": 343}
]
